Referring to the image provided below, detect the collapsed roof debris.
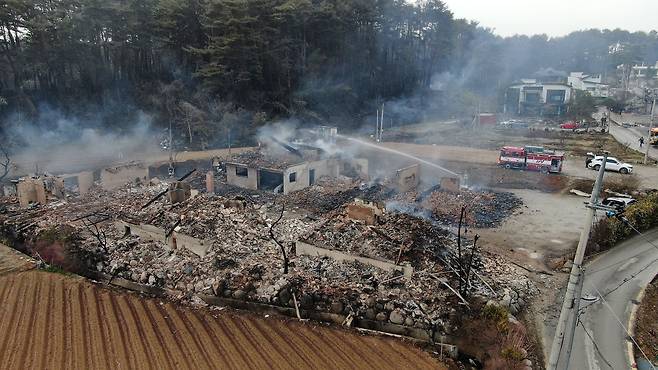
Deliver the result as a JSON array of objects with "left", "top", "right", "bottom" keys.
[{"left": 0, "top": 173, "right": 536, "bottom": 336}]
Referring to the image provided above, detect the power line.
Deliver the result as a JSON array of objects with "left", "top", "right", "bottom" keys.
[
  {"left": 586, "top": 219, "right": 658, "bottom": 302},
  {"left": 577, "top": 316, "right": 614, "bottom": 369},
  {"left": 601, "top": 258, "right": 658, "bottom": 299},
  {"left": 588, "top": 281, "right": 655, "bottom": 370}
]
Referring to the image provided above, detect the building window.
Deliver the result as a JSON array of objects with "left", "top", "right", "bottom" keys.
[
  {"left": 235, "top": 166, "right": 248, "bottom": 177},
  {"left": 289, "top": 172, "right": 297, "bottom": 183},
  {"left": 547, "top": 90, "right": 566, "bottom": 103}
]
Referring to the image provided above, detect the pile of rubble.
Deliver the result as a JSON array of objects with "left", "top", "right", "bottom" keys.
[
  {"left": 215, "top": 176, "right": 393, "bottom": 216},
  {"left": 390, "top": 188, "right": 522, "bottom": 228},
  {"left": 0, "top": 180, "right": 535, "bottom": 336},
  {"left": 226, "top": 150, "right": 307, "bottom": 169},
  {"left": 303, "top": 208, "right": 452, "bottom": 263},
  {"left": 280, "top": 179, "right": 393, "bottom": 215}
]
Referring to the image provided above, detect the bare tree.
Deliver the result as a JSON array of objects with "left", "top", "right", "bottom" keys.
[
  {"left": 454, "top": 206, "right": 481, "bottom": 297},
  {"left": 269, "top": 199, "right": 289, "bottom": 274},
  {"left": 456, "top": 206, "right": 466, "bottom": 293},
  {"left": 463, "top": 234, "right": 480, "bottom": 296},
  {"left": 0, "top": 144, "right": 11, "bottom": 182},
  {"left": 82, "top": 216, "right": 109, "bottom": 253}
]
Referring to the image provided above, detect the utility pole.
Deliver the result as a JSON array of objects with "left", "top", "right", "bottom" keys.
[
  {"left": 375, "top": 108, "right": 380, "bottom": 142},
  {"left": 228, "top": 128, "right": 232, "bottom": 155},
  {"left": 380, "top": 103, "right": 385, "bottom": 141},
  {"left": 547, "top": 153, "right": 608, "bottom": 370},
  {"left": 644, "top": 97, "right": 655, "bottom": 165}
]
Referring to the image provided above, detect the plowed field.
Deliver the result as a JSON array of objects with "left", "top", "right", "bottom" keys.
[{"left": 0, "top": 246, "right": 445, "bottom": 370}]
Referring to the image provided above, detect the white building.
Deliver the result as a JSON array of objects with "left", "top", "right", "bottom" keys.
[
  {"left": 568, "top": 72, "right": 610, "bottom": 98},
  {"left": 505, "top": 79, "right": 573, "bottom": 116}
]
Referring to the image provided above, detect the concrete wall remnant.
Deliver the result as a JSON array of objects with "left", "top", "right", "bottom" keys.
[
  {"left": 16, "top": 176, "right": 65, "bottom": 207},
  {"left": 115, "top": 221, "right": 209, "bottom": 257},
  {"left": 440, "top": 177, "right": 460, "bottom": 193},
  {"left": 17, "top": 179, "right": 41, "bottom": 207},
  {"left": 205, "top": 171, "right": 215, "bottom": 194},
  {"left": 78, "top": 171, "right": 94, "bottom": 195},
  {"left": 283, "top": 159, "right": 340, "bottom": 194},
  {"left": 394, "top": 164, "right": 420, "bottom": 192},
  {"left": 296, "top": 241, "right": 413, "bottom": 278},
  {"left": 347, "top": 199, "right": 384, "bottom": 225},
  {"left": 226, "top": 158, "right": 340, "bottom": 195},
  {"left": 226, "top": 163, "right": 259, "bottom": 190},
  {"left": 168, "top": 181, "right": 191, "bottom": 204}
]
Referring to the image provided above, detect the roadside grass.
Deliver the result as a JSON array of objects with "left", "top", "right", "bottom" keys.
[
  {"left": 568, "top": 176, "right": 641, "bottom": 196},
  {"left": 42, "top": 264, "right": 69, "bottom": 275},
  {"left": 634, "top": 276, "right": 658, "bottom": 366}
]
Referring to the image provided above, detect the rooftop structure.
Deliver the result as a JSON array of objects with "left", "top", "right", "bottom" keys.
[{"left": 568, "top": 72, "right": 610, "bottom": 98}]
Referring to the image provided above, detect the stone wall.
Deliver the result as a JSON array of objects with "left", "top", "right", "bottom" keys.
[{"left": 83, "top": 269, "right": 458, "bottom": 357}]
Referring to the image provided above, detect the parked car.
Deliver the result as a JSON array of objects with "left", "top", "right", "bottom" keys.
[
  {"left": 602, "top": 197, "right": 636, "bottom": 214},
  {"left": 560, "top": 121, "right": 578, "bottom": 129},
  {"left": 500, "top": 120, "right": 529, "bottom": 129},
  {"left": 588, "top": 156, "right": 634, "bottom": 174}
]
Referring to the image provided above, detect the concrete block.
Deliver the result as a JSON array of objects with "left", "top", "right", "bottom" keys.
[{"left": 206, "top": 171, "right": 215, "bottom": 194}]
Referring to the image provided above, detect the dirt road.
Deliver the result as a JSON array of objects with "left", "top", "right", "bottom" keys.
[
  {"left": 474, "top": 189, "right": 585, "bottom": 267},
  {"left": 0, "top": 246, "right": 444, "bottom": 370}
]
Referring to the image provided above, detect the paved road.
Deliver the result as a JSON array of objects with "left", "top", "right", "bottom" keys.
[
  {"left": 608, "top": 123, "right": 658, "bottom": 161},
  {"left": 566, "top": 229, "right": 658, "bottom": 369},
  {"left": 596, "top": 108, "right": 658, "bottom": 161}
]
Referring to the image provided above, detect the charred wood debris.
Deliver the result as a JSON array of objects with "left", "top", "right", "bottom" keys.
[{"left": 0, "top": 172, "right": 536, "bottom": 335}]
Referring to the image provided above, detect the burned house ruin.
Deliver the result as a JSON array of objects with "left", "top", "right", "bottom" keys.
[{"left": 225, "top": 150, "right": 344, "bottom": 194}]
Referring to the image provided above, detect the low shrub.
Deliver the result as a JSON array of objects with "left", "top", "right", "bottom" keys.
[
  {"left": 587, "top": 192, "right": 658, "bottom": 255},
  {"left": 482, "top": 304, "right": 509, "bottom": 332}
]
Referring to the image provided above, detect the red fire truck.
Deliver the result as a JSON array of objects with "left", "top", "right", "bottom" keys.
[{"left": 498, "top": 146, "right": 564, "bottom": 174}]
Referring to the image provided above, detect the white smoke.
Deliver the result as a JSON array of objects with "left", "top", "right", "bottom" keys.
[{"left": 6, "top": 110, "right": 160, "bottom": 175}]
